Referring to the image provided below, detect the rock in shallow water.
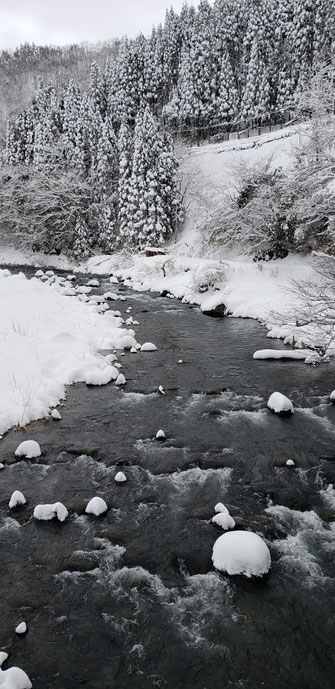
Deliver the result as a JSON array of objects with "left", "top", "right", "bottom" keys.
[{"left": 212, "top": 530, "right": 271, "bottom": 578}]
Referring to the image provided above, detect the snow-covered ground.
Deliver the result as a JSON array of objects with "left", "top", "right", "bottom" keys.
[
  {"left": 1, "top": 124, "right": 334, "bottom": 365},
  {"left": 0, "top": 270, "right": 136, "bottom": 435}
]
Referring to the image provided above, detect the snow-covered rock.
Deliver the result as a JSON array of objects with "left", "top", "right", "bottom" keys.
[
  {"left": 51, "top": 409, "right": 61, "bottom": 420},
  {"left": 286, "top": 459, "right": 295, "bottom": 467},
  {"left": 109, "top": 276, "right": 118, "bottom": 283},
  {"left": 103, "top": 291, "right": 118, "bottom": 301},
  {"left": 115, "top": 471, "right": 127, "bottom": 483},
  {"left": 267, "top": 392, "right": 293, "bottom": 415},
  {"left": 115, "top": 373, "right": 126, "bottom": 386},
  {"left": 66, "top": 274, "right": 76, "bottom": 281},
  {"left": 85, "top": 496, "right": 108, "bottom": 516},
  {"left": 212, "top": 530, "right": 271, "bottom": 578},
  {"left": 253, "top": 349, "right": 308, "bottom": 360},
  {"left": 212, "top": 512, "right": 235, "bottom": 530},
  {"left": 15, "top": 622, "right": 27, "bottom": 635},
  {"left": 330, "top": 389, "right": 335, "bottom": 403},
  {"left": 35, "top": 270, "right": 44, "bottom": 277},
  {"left": 33, "top": 502, "right": 68, "bottom": 522},
  {"left": 87, "top": 279, "right": 99, "bottom": 287},
  {"left": 15, "top": 440, "right": 41, "bottom": 459},
  {"left": 9, "top": 491, "right": 26, "bottom": 509},
  {"left": 214, "top": 502, "right": 229, "bottom": 514},
  {"left": 130, "top": 347, "right": 137, "bottom": 353},
  {"left": 156, "top": 429, "right": 166, "bottom": 440},
  {"left": 76, "top": 285, "right": 92, "bottom": 294},
  {"left": 45, "top": 270, "right": 54, "bottom": 277},
  {"left": 0, "top": 651, "right": 32, "bottom": 689},
  {"left": 140, "top": 342, "right": 157, "bottom": 352},
  {"left": 119, "top": 335, "right": 137, "bottom": 350},
  {"left": 158, "top": 385, "right": 165, "bottom": 395},
  {"left": 85, "top": 366, "right": 118, "bottom": 386},
  {"left": 0, "top": 463, "right": 5, "bottom": 470},
  {"left": 178, "top": 359, "right": 183, "bottom": 364}
]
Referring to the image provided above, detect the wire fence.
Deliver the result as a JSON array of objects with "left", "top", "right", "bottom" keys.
[{"left": 165, "top": 108, "right": 296, "bottom": 145}]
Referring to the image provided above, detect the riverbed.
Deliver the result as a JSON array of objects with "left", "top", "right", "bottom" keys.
[{"left": 1, "top": 268, "right": 335, "bottom": 689}]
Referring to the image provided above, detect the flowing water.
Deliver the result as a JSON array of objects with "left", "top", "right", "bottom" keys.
[{"left": 1, "top": 268, "right": 335, "bottom": 689}]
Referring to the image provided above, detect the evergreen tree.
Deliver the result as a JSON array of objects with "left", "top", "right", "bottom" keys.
[{"left": 73, "top": 215, "right": 90, "bottom": 259}]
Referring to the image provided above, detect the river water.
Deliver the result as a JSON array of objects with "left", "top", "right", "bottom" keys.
[{"left": 1, "top": 268, "right": 335, "bottom": 689}]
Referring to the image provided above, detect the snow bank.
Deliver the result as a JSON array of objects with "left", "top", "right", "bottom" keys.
[
  {"left": 15, "top": 441, "right": 41, "bottom": 459},
  {"left": 9, "top": 491, "right": 26, "bottom": 509},
  {"left": 85, "top": 496, "right": 108, "bottom": 516},
  {"left": 212, "top": 531, "right": 271, "bottom": 578},
  {"left": 253, "top": 349, "right": 309, "bottom": 360},
  {"left": 0, "top": 270, "right": 136, "bottom": 435},
  {"left": 0, "top": 651, "right": 32, "bottom": 689},
  {"left": 267, "top": 392, "right": 294, "bottom": 415},
  {"left": 33, "top": 502, "right": 68, "bottom": 522}
]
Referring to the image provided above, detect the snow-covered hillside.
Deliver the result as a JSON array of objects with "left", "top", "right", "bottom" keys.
[
  {"left": 178, "top": 125, "right": 300, "bottom": 253},
  {"left": 86, "top": 124, "right": 335, "bottom": 363}
]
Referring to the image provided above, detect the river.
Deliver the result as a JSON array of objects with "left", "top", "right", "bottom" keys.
[{"left": 1, "top": 267, "right": 335, "bottom": 689}]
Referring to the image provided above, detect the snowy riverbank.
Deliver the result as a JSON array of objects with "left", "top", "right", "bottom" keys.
[
  {"left": 0, "top": 268, "right": 137, "bottom": 435},
  {"left": 85, "top": 249, "right": 334, "bottom": 363}
]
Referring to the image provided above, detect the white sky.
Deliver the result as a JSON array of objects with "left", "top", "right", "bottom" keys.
[{"left": 0, "top": 1, "right": 201, "bottom": 51}]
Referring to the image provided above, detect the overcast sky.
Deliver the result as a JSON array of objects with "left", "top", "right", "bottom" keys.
[{"left": 0, "top": 1, "right": 202, "bottom": 51}]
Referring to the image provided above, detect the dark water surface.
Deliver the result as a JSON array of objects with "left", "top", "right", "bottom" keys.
[{"left": 1, "top": 267, "right": 335, "bottom": 689}]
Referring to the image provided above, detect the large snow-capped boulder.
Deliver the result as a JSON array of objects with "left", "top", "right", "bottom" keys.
[
  {"left": 9, "top": 491, "right": 26, "bottom": 509},
  {"left": 15, "top": 440, "right": 41, "bottom": 459},
  {"left": 267, "top": 392, "right": 293, "bottom": 416},
  {"left": 212, "top": 530, "right": 271, "bottom": 578},
  {"left": 0, "top": 651, "right": 32, "bottom": 689},
  {"left": 330, "top": 389, "right": 335, "bottom": 403},
  {"left": 201, "top": 293, "right": 226, "bottom": 317},
  {"left": 33, "top": 502, "right": 68, "bottom": 522},
  {"left": 85, "top": 496, "right": 108, "bottom": 516}
]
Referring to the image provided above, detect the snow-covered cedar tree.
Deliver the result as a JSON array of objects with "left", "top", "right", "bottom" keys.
[
  {"left": 118, "top": 106, "right": 182, "bottom": 250},
  {"left": 73, "top": 215, "right": 91, "bottom": 259}
]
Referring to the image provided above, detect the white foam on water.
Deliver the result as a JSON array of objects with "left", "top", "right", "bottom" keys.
[
  {"left": 266, "top": 504, "right": 335, "bottom": 583},
  {"left": 320, "top": 484, "right": 335, "bottom": 511}
]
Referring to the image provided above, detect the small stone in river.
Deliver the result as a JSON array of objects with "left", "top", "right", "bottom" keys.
[
  {"left": 9, "top": 490, "right": 26, "bottom": 509},
  {"left": 130, "top": 347, "right": 137, "bottom": 353},
  {"left": 140, "top": 342, "right": 157, "bottom": 352},
  {"left": 156, "top": 429, "right": 166, "bottom": 440},
  {"left": 51, "top": 409, "right": 61, "bottom": 420},
  {"left": 15, "top": 622, "right": 27, "bottom": 635},
  {"left": 15, "top": 440, "right": 41, "bottom": 459},
  {"left": 0, "top": 463, "right": 5, "bottom": 470},
  {"left": 286, "top": 459, "right": 295, "bottom": 467},
  {"left": 115, "top": 373, "right": 126, "bottom": 385},
  {"left": 158, "top": 385, "right": 165, "bottom": 395},
  {"left": 85, "top": 496, "right": 108, "bottom": 516},
  {"left": 115, "top": 471, "right": 127, "bottom": 483},
  {"left": 178, "top": 359, "right": 183, "bottom": 364}
]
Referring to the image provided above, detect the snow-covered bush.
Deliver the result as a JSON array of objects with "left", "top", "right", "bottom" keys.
[{"left": 191, "top": 262, "right": 226, "bottom": 293}]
